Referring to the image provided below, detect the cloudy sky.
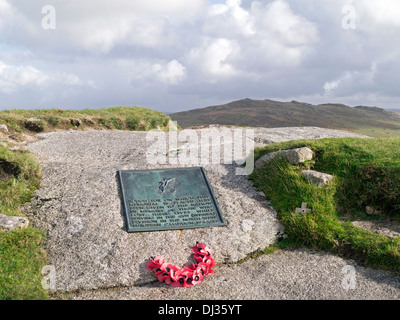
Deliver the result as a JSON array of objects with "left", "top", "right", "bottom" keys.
[{"left": 0, "top": 0, "right": 399, "bottom": 113}]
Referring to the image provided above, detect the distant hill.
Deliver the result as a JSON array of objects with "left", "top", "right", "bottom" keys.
[
  {"left": 171, "top": 99, "right": 400, "bottom": 137},
  {"left": 387, "top": 108, "right": 400, "bottom": 114}
]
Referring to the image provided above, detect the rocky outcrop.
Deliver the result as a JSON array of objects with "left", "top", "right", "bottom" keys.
[
  {"left": 0, "top": 124, "right": 8, "bottom": 133},
  {"left": 23, "top": 126, "right": 366, "bottom": 293},
  {"left": 351, "top": 220, "right": 400, "bottom": 238},
  {"left": 0, "top": 213, "right": 29, "bottom": 231},
  {"left": 24, "top": 129, "right": 285, "bottom": 292},
  {"left": 365, "top": 206, "right": 382, "bottom": 215},
  {"left": 255, "top": 147, "right": 313, "bottom": 168},
  {"left": 301, "top": 170, "right": 334, "bottom": 187}
]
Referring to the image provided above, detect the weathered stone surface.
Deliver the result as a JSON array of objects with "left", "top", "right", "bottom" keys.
[
  {"left": 285, "top": 147, "right": 314, "bottom": 164},
  {"left": 241, "top": 219, "right": 255, "bottom": 232},
  {"left": 352, "top": 220, "right": 400, "bottom": 238},
  {"left": 301, "top": 170, "right": 334, "bottom": 187},
  {"left": 23, "top": 127, "right": 366, "bottom": 293},
  {"left": 255, "top": 147, "right": 313, "bottom": 168},
  {"left": 70, "top": 249, "right": 400, "bottom": 300},
  {"left": 24, "top": 130, "right": 284, "bottom": 292},
  {"left": 0, "top": 124, "right": 8, "bottom": 133},
  {"left": 0, "top": 213, "right": 29, "bottom": 231},
  {"left": 365, "top": 206, "right": 382, "bottom": 215}
]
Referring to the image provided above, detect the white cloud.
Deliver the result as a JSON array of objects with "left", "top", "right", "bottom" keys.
[
  {"left": 0, "top": 0, "right": 208, "bottom": 53},
  {"left": 208, "top": 4, "right": 229, "bottom": 16},
  {"left": 204, "top": 0, "right": 318, "bottom": 69},
  {"left": 152, "top": 60, "right": 186, "bottom": 85},
  {"left": 206, "top": 0, "right": 255, "bottom": 37},
  {"left": 362, "top": 0, "right": 400, "bottom": 27},
  {"left": 188, "top": 38, "right": 240, "bottom": 79},
  {"left": 54, "top": 0, "right": 207, "bottom": 53},
  {"left": 251, "top": 0, "right": 319, "bottom": 47},
  {"left": 0, "top": 0, "right": 11, "bottom": 15},
  {"left": 0, "top": 0, "right": 15, "bottom": 29},
  {"left": 0, "top": 62, "right": 49, "bottom": 94},
  {"left": 226, "top": 0, "right": 255, "bottom": 36},
  {"left": 323, "top": 62, "right": 379, "bottom": 96},
  {"left": 0, "top": 61, "right": 90, "bottom": 94},
  {"left": 67, "top": 16, "right": 171, "bottom": 53},
  {"left": 323, "top": 80, "right": 340, "bottom": 95},
  {"left": 114, "top": 58, "right": 186, "bottom": 86}
]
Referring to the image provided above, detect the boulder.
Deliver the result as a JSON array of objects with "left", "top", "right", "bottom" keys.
[
  {"left": 352, "top": 220, "right": 400, "bottom": 238},
  {"left": 255, "top": 147, "right": 313, "bottom": 168},
  {"left": 301, "top": 170, "right": 334, "bottom": 187},
  {"left": 365, "top": 206, "right": 382, "bottom": 215},
  {"left": 0, "top": 124, "right": 8, "bottom": 133},
  {"left": 0, "top": 213, "right": 29, "bottom": 231}
]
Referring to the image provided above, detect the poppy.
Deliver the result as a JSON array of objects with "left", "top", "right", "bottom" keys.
[
  {"left": 204, "top": 257, "right": 216, "bottom": 268},
  {"left": 146, "top": 256, "right": 165, "bottom": 271},
  {"left": 147, "top": 243, "right": 214, "bottom": 287},
  {"left": 184, "top": 275, "right": 195, "bottom": 287},
  {"left": 157, "top": 271, "right": 172, "bottom": 283},
  {"left": 182, "top": 264, "right": 196, "bottom": 273},
  {"left": 180, "top": 268, "right": 195, "bottom": 287},
  {"left": 170, "top": 268, "right": 186, "bottom": 287},
  {"left": 193, "top": 242, "right": 212, "bottom": 256},
  {"left": 192, "top": 268, "right": 204, "bottom": 285},
  {"left": 161, "top": 262, "right": 179, "bottom": 274},
  {"left": 193, "top": 243, "right": 213, "bottom": 263},
  {"left": 197, "top": 261, "right": 214, "bottom": 275}
]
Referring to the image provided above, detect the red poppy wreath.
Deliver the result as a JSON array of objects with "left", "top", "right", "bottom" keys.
[{"left": 146, "top": 242, "right": 215, "bottom": 287}]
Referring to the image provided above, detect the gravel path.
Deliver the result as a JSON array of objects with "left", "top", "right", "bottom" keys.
[{"left": 23, "top": 126, "right": 400, "bottom": 299}]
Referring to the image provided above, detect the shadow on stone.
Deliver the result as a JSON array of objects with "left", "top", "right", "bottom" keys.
[
  {"left": 133, "top": 259, "right": 161, "bottom": 287},
  {"left": 133, "top": 248, "right": 199, "bottom": 288},
  {"left": 115, "top": 171, "right": 128, "bottom": 232}
]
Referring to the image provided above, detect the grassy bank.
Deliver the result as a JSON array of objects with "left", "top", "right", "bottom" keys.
[
  {"left": 0, "top": 106, "right": 171, "bottom": 133},
  {"left": 250, "top": 137, "right": 400, "bottom": 272},
  {"left": 0, "top": 144, "right": 48, "bottom": 300}
]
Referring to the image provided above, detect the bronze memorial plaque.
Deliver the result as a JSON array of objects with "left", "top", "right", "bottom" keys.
[{"left": 118, "top": 167, "right": 226, "bottom": 233}]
